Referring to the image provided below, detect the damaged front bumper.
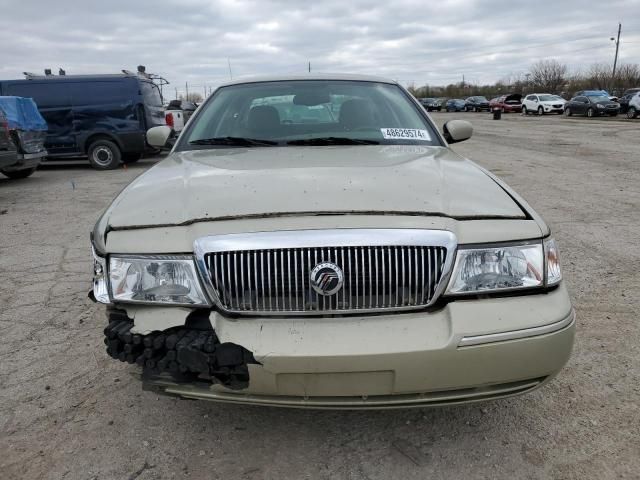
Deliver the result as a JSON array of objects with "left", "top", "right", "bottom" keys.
[{"left": 104, "top": 283, "right": 575, "bottom": 409}]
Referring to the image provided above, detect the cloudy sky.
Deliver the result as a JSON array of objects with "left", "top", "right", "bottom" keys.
[{"left": 1, "top": 0, "right": 639, "bottom": 98}]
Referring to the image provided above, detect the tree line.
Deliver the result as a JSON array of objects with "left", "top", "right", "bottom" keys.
[{"left": 409, "top": 60, "right": 640, "bottom": 99}]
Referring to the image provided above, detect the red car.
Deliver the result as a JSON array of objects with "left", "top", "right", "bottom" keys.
[{"left": 489, "top": 93, "right": 522, "bottom": 113}]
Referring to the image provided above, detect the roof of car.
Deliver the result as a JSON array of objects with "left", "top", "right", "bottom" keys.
[{"left": 215, "top": 73, "right": 398, "bottom": 88}]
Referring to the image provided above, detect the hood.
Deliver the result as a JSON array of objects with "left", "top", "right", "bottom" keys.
[
  {"left": 103, "top": 145, "right": 525, "bottom": 230},
  {"left": 504, "top": 93, "right": 522, "bottom": 103}
]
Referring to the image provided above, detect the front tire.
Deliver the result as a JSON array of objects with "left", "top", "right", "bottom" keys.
[
  {"left": 522, "top": 106, "right": 528, "bottom": 115},
  {"left": 88, "top": 139, "right": 121, "bottom": 170},
  {"left": 564, "top": 108, "right": 572, "bottom": 116},
  {"left": 586, "top": 108, "right": 595, "bottom": 118},
  {"left": 1, "top": 167, "right": 36, "bottom": 179},
  {"left": 538, "top": 107, "right": 544, "bottom": 116},
  {"left": 627, "top": 107, "right": 637, "bottom": 119}
]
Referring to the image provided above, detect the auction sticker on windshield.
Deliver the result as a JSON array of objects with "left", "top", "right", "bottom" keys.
[{"left": 381, "top": 128, "right": 431, "bottom": 140}]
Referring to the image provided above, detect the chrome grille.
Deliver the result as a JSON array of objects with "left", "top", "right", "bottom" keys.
[{"left": 195, "top": 229, "right": 456, "bottom": 315}]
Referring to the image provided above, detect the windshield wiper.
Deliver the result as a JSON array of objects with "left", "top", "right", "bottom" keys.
[
  {"left": 189, "top": 136, "right": 279, "bottom": 147},
  {"left": 287, "top": 137, "right": 379, "bottom": 146}
]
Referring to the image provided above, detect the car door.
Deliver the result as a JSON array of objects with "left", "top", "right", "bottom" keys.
[
  {"left": 574, "top": 96, "right": 589, "bottom": 114},
  {"left": 529, "top": 95, "right": 539, "bottom": 111}
]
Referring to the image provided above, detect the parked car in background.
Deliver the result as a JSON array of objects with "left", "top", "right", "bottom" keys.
[
  {"left": 522, "top": 94, "right": 566, "bottom": 115},
  {"left": 489, "top": 94, "right": 522, "bottom": 113},
  {"left": 626, "top": 92, "right": 640, "bottom": 119},
  {"left": 418, "top": 98, "right": 441, "bottom": 111},
  {"left": 617, "top": 88, "right": 640, "bottom": 113},
  {"left": 92, "top": 74, "right": 574, "bottom": 409},
  {"left": 564, "top": 95, "right": 620, "bottom": 117},
  {"left": 464, "top": 96, "right": 490, "bottom": 112},
  {"left": 445, "top": 99, "right": 466, "bottom": 112},
  {"left": 0, "top": 67, "right": 166, "bottom": 169},
  {"left": 574, "top": 90, "right": 617, "bottom": 102},
  {"left": 0, "top": 96, "right": 47, "bottom": 179},
  {"left": 164, "top": 99, "right": 198, "bottom": 133}
]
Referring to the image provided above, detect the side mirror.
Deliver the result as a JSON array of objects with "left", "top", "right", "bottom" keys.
[
  {"left": 443, "top": 120, "right": 473, "bottom": 144},
  {"left": 147, "top": 126, "right": 174, "bottom": 149}
]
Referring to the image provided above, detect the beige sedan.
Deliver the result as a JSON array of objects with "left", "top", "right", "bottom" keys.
[{"left": 91, "top": 74, "right": 574, "bottom": 408}]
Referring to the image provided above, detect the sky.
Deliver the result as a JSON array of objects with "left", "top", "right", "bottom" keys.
[{"left": 1, "top": 0, "right": 639, "bottom": 99}]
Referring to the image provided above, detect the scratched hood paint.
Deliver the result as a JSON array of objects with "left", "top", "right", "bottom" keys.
[{"left": 105, "top": 145, "right": 524, "bottom": 229}]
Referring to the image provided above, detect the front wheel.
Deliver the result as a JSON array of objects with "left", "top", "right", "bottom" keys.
[
  {"left": 88, "top": 139, "right": 121, "bottom": 170},
  {"left": 564, "top": 108, "right": 572, "bottom": 116},
  {"left": 627, "top": 107, "right": 637, "bottom": 119},
  {"left": 1, "top": 167, "right": 36, "bottom": 179},
  {"left": 586, "top": 108, "right": 595, "bottom": 118},
  {"left": 538, "top": 107, "right": 544, "bottom": 116},
  {"left": 522, "top": 106, "right": 528, "bottom": 115}
]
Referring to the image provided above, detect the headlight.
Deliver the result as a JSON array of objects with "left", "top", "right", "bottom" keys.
[
  {"left": 92, "top": 246, "right": 110, "bottom": 304},
  {"left": 446, "top": 239, "right": 563, "bottom": 295},
  {"left": 544, "top": 238, "right": 562, "bottom": 285},
  {"left": 597, "top": 104, "right": 605, "bottom": 109},
  {"left": 446, "top": 242, "right": 544, "bottom": 295},
  {"left": 109, "top": 255, "right": 208, "bottom": 306}
]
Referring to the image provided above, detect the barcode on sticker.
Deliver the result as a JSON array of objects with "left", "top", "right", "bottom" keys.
[{"left": 381, "top": 128, "right": 430, "bottom": 140}]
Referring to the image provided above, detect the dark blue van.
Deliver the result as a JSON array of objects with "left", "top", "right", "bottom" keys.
[{"left": 0, "top": 72, "right": 166, "bottom": 169}]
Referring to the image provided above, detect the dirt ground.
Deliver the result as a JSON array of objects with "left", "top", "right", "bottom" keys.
[{"left": 1, "top": 112, "right": 639, "bottom": 480}]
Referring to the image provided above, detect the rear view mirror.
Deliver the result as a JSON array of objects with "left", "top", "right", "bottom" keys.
[
  {"left": 147, "top": 126, "right": 174, "bottom": 149},
  {"left": 443, "top": 120, "right": 473, "bottom": 144}
]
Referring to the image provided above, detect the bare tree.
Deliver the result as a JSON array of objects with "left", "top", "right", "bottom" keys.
[
  {"left": 614, "top": 63, "right": 640, "bottom": 92},
  {"left": 529, "top": 60, "right": 567, "bottom": 93},
  {"left": 585, "top": 63, "right": 612, "bottom": 90}
]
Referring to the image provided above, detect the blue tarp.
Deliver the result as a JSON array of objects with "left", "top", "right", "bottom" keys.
[{"left": 0, "top": 96, "right": 48, "bottom": 131}]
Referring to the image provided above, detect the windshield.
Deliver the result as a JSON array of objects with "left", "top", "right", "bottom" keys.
[
  {"left": 589, "top": 95, "right": 610, "bottom": 102},
  {"left": 538, "top": 95, "right": 556, "bottom": 101},
  {"left": 140, "top": 81, "right": 163, "bottom": 107},
  {"left": 180, "top": 80, "right": 440, "bottom": 149}
]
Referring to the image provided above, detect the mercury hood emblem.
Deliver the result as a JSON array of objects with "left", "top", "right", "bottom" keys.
[{"left": 310, "top": 262, "right": 344, "bottom": 296}]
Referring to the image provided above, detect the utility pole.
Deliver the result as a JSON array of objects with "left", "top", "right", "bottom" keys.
[
  {"left": 175, "top": 87, "right": 178, "bottom": 100},
  {"left": 611, "top": 22, "right": 622, "bottom": 80},
  {"left": 227, "top": 58, "right": 233, "bottom": 80},
  {"left": 185, "top": 82, "right": 189, "bottom": 100},
  {"left": 308, "top": 61, "right": 311, "bottom": 73}
]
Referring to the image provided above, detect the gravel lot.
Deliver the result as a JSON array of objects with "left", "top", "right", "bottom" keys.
[{"left": 1, "top": 112, "right": 638, "bottom": 480}]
